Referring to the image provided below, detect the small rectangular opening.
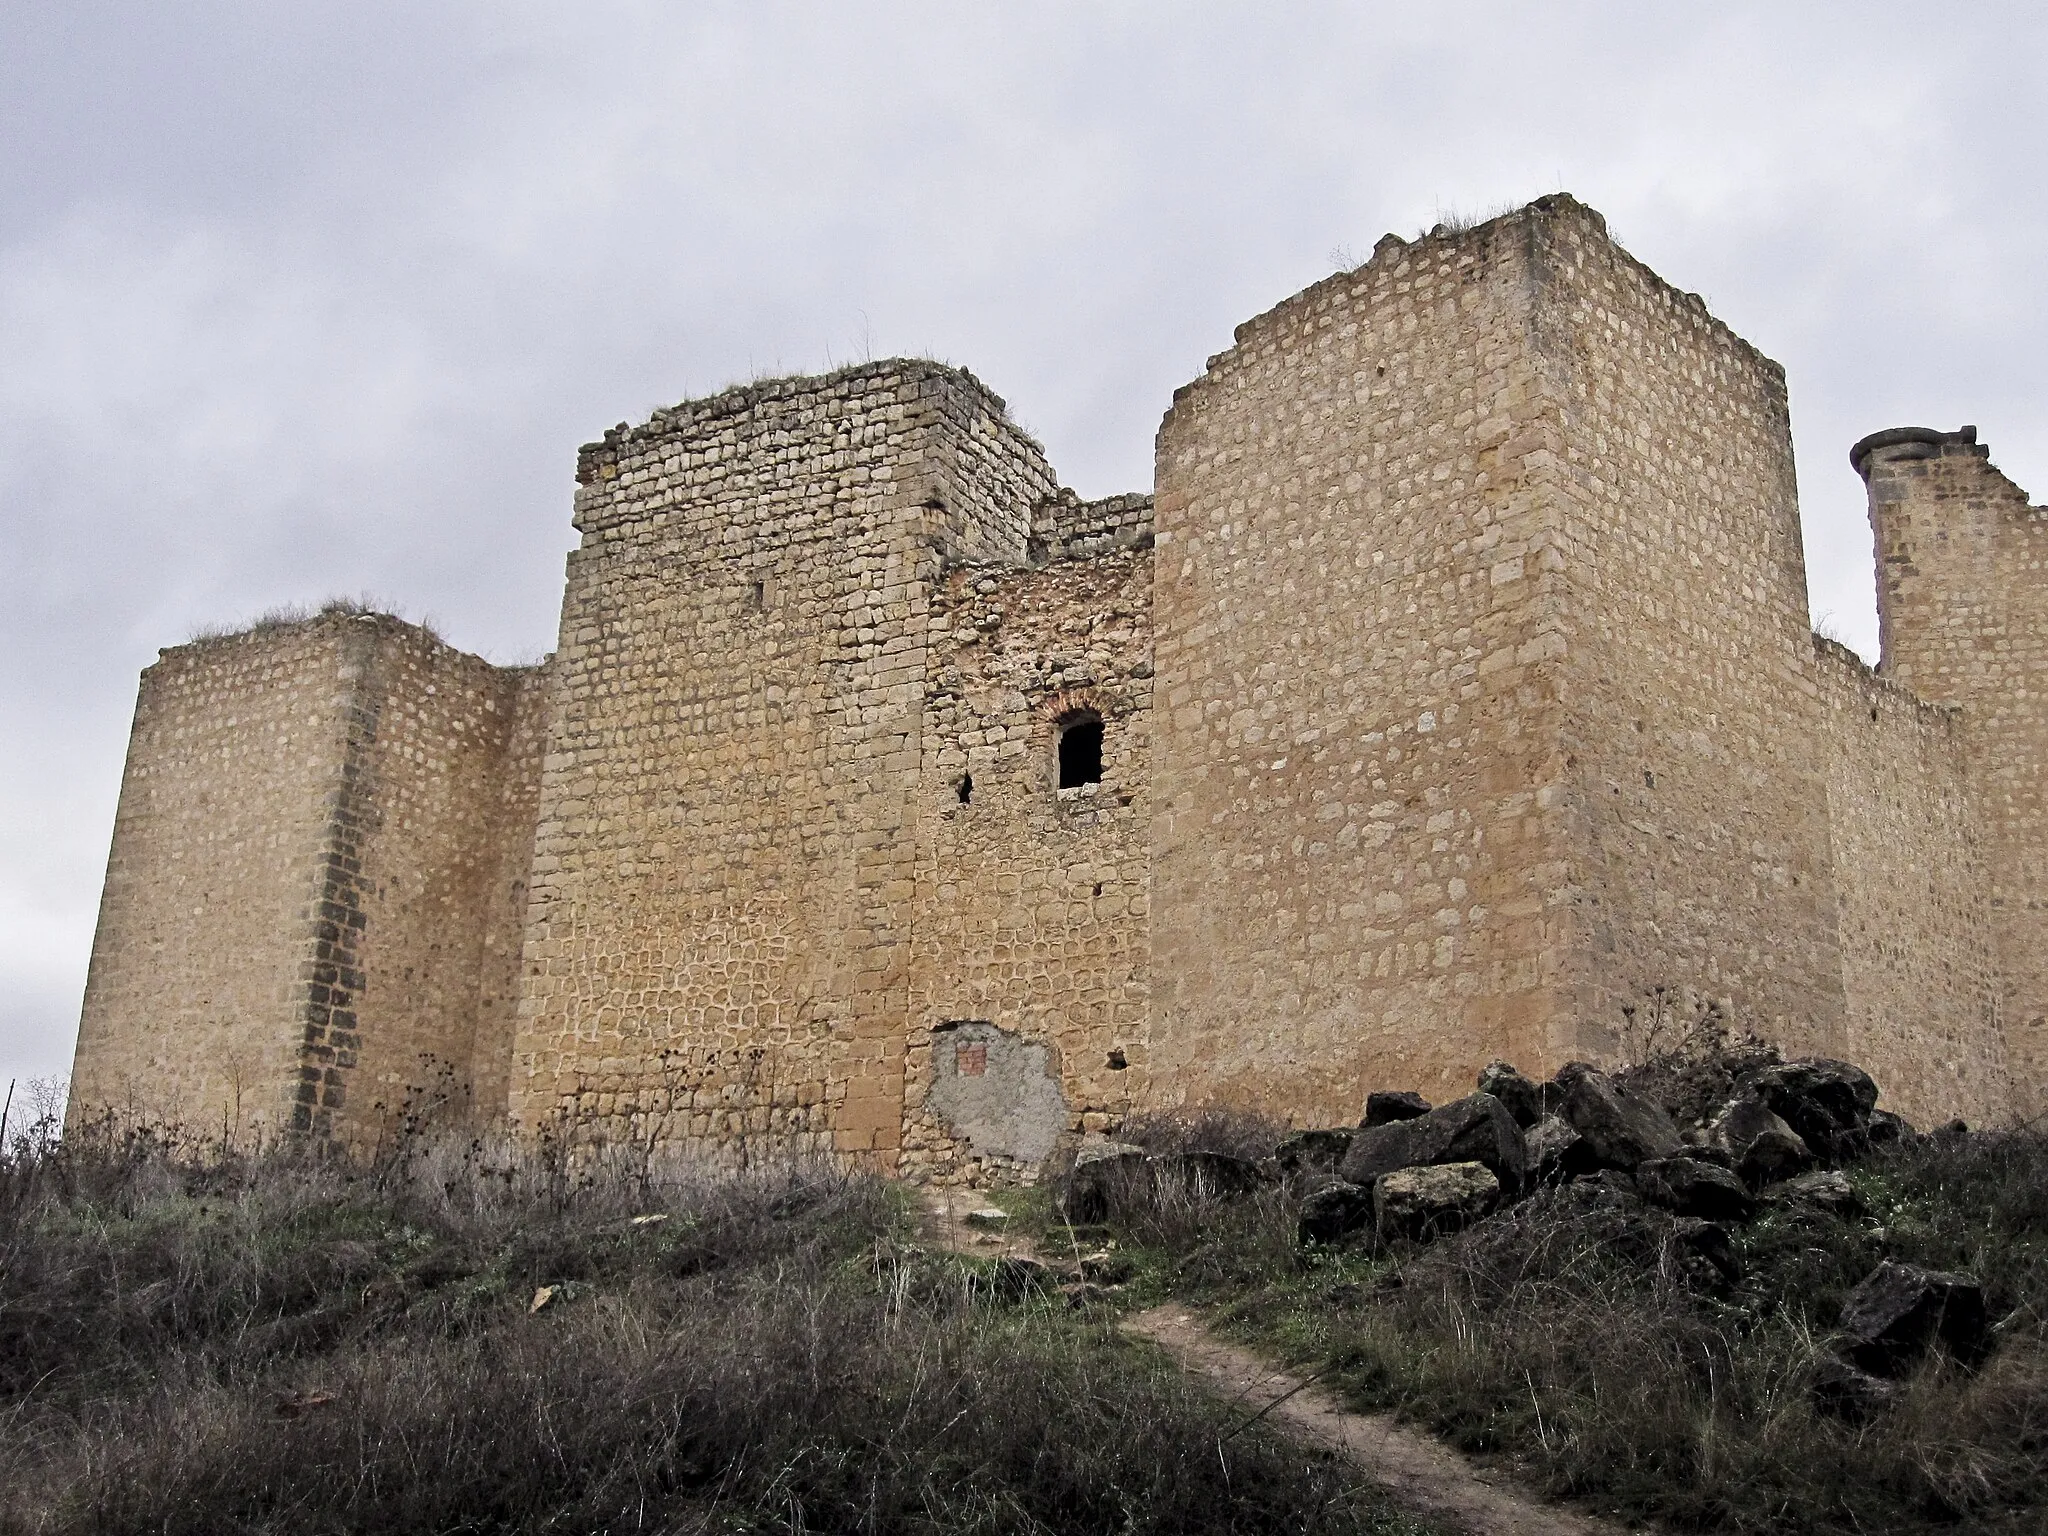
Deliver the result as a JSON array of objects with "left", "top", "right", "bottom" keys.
[{"left": 1058, "top": 716, "right": 1103, "bottom": 788}]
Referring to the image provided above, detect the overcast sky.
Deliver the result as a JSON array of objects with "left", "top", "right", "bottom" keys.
[{"left": 4, "top": 2, "right": 2045, "bottom": 1087}]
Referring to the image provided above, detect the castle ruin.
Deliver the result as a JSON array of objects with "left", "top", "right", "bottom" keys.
[{"left": 68, "top": 196, "right": 2046, "bottom": 1176}]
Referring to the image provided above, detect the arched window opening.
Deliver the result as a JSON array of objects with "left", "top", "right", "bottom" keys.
[
  {"left": 955, "top": 773, "right": 973, "bottom": 804},
  {"left": 1057, "top": 714, "right": 1103, "bottom": 788}
]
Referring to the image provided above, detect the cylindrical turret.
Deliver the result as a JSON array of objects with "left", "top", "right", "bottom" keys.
[{"left": 1852, "top": 425, "right": 1989, "bottom": 691}]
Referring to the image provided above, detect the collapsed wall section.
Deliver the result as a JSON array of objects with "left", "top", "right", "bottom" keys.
[
  {"left": 1150, "top": 210, "right": 1583, "bottom": 1119},
  {"left": 1527, "top": 205, "right": 1850, "bottom": 1063},
  {"left": 507, "top": 362, "right": 1057, "bottom": 1166},
  {"left": 1813, "top": 637, "right": 2006, "bottom": 1124},
  {"left": 905, "top": 541, "right": 1153, "bottom": 1182}
]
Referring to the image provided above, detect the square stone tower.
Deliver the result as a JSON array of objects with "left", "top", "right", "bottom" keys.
[
  {"left": 70, "top": 613, "right": 545, "bottom": 1145},
  {"left": 506, "top": 363, "right": 1058, "bottom": 1166},
  {"left": 1150, "top": 196, "right": 1850, "bottom": 1118}
]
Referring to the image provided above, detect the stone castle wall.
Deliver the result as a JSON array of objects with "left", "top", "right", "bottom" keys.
[
  {"left": 467, "top": 663, "right": 552, "bottom": 1127},
  {"left": 69, "top": 195, "right": 2038, "bottom": 1164},
  {"left": 323, "top": 623, "right": 543, "bottom": 1142},
  {"left": 73, "top": 623, "right": 355, "bottom": 1141},
  {"left": 1813, "top": 637, "right": 2007, "bottom": 1125},
  {"left": 1149, "top": 212, "right": 1581, "bottom": 1117},
  {"left": 904, "top": 538, "right": 1153, "bottom": 1182},
  {"left": 1526, "top": 204, "right": 1850, "bottom": 1066}
]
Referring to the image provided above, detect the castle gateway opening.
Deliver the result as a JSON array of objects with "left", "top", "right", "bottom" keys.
[{"left": 1057, "top": 713, "right": 1103, "bottom": 788}]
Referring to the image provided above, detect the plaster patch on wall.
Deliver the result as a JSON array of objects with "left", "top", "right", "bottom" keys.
[{"left": 925, "top": 1021, "right": 1067, "bottom": 1165}]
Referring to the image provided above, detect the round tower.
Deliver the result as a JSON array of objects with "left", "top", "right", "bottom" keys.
[{"left": 1851, "top": 424, "right": 1990, "bottom": 687}]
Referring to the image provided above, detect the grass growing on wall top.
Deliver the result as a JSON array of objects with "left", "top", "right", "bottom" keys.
[{"left": 184, "top": 594, "right": 442, "bottom": 646}]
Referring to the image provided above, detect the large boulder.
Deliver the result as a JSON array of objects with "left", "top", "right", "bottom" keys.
[
  {"left": 1297, "top": 1179, "right": 1375, "bottom": 1245},
  {"left": 1634, "top": 1155, "right": 1758, "bottom": 1222},
  {"left": 1057, "top": 1141, "right": 1146, "bottom": 1223},
  {"left": 1475, "top": 1062, "right": 1542, "bottom": 1128},
  {"left": 1555, "top": 1064, "right": 1684, "bottom": 1171},
  {"left": 1707, "top": 1096, "right": 1812, "bottom": 1187},
  {"left": 1747, "top": 1059, "right": 1879, "bottom": 1161},
  {"left": 1766, "top": 1168, "right": 1867, "bottom": 1219},
  {"left": 1375, "top": 1161, "right": 1500, "bottom": 1241},
  {"left": 1526, "top": 1113, "right": 1596, "bottom": 1183},
  {"left": 1340, "top": 1092, "right": 1527, "bottom": 1193},
  {"left": 1677, "top": 1129, "right": 1734, "bottom": 1166},
  {"left": 1837, "top": 1261, "right": 1990, "bottom": 1376},
  {"left": 1276, "top": 1128, "right": 1356, "bottom": 1181},
  {"left": 1362, "top": 1090, "right": 1431, "bottom": 1127}
]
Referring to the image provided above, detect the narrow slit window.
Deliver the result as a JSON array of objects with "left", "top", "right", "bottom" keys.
[
  {"left": 955, "top": 773, "right": 973, "bottom": 804},
  {"left": 1057, "top": 716, "right": 1103, "bottom": 788}
]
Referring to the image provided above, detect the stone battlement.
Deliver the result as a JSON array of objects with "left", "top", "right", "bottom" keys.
[{"left": 70, "top": 195, "right": 2046, "bottom": 1174}]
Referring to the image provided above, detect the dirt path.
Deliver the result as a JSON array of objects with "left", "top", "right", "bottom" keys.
[
  {"left": 918, "top": 1191, "right": 1647, "bottom": 1535},
  {"left": 1125, "top": 1307, "right": 1650, "bottom": 1536},
  {"left": 920, "top": 1186, "right": 1045, "bottom": 1261}
]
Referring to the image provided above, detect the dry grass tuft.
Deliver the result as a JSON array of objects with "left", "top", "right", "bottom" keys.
[{"left": 184, "top": 595, "right": 441, "bottom": 646}]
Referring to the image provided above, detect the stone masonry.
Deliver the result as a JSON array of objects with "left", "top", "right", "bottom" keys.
[{"left": 70, "top": 195, "right": 2044, "bottom": 1170}]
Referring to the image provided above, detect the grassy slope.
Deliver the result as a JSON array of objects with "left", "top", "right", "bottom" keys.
[
  {"left": 0, "top": 1135, "right": 1431, "bottom": 1536},
  {"left": 1020, "top": 1130, "right": 2048, "bottom": 1535}
]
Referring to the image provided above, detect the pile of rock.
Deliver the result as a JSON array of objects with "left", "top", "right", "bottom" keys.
[
  {"left": 1270, "top": 1056, "right": 1990, "bottom": 1414},
  {"left": 1279, "top": 1056, "right": 1911, "bottom": 1247}
]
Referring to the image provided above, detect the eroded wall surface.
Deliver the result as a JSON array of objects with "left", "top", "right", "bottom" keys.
[
  {"left": 905, "top": 540, "right": 1153, "bottom": 1181},
  {"left": 506, "top": 363, "right": 1057, "bottom": 1166}
]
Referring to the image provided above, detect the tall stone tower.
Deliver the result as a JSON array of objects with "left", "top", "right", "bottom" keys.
[
  {"left": 505, "top": 362, "right": 1057, "bottom": 1166},
  {"left": 1149, "top": 195, "right": 1850, "bottom": 1119},
  {"left": 70, "top": 614, "right": 547, "bottom": 1145},
  {"left": 1857, "top": 427, "right": 2048, "bottom": 1118}
]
